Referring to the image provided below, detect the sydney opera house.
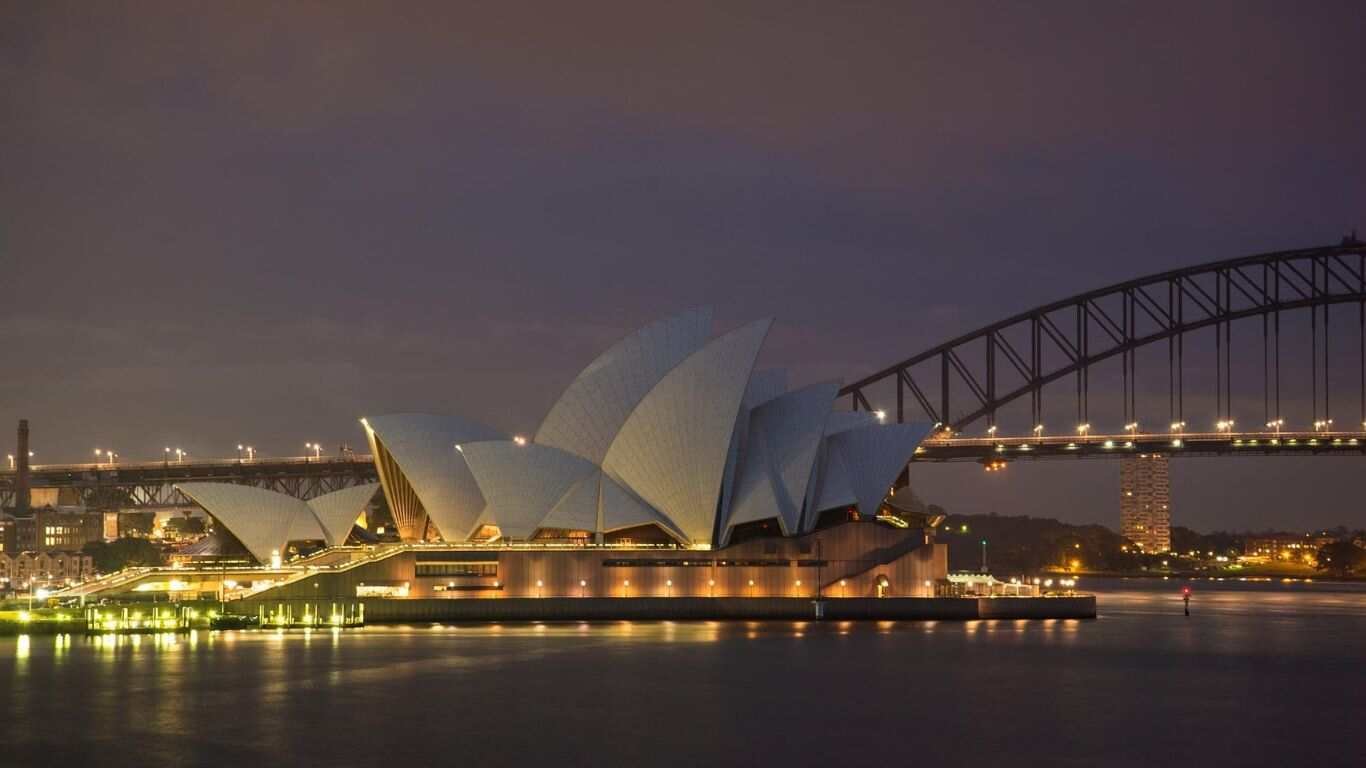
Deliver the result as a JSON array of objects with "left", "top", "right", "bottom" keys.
[{"left": 179, "top": 309, "right": 949, "bottom": 601}]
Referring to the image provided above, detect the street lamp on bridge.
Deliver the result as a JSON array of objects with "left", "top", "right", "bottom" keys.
[
  {"left": 1215, "top": 420, "right": 1235, "bottom": 433},
  {"left": 1266, "top": 419, "right": 1284, "bottom": 435},
  {"left": 305, "top": 442, "right": 322, "bottom": 460}
]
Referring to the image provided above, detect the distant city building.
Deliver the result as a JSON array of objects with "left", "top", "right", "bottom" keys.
[
  {"left": 1120, "top": 454, "right": 1171, "bottom": 553},
  {"left": 12, "top": 508, "right": 104, "bottom": 553}
]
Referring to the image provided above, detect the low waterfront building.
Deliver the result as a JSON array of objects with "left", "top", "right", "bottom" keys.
[
  {"left": 1242, "top": 533, "right": 1337, "bottom": 563},
  {"left": 0, "top": 550, "right": 96, "bottom": 588},
  {"left": 236, "top": 518, "right": 945, "bottom": 604}
]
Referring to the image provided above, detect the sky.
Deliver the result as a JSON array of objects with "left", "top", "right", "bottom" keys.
[{"left": 1, "top": 1, "right": 1363, "bottom": 532}]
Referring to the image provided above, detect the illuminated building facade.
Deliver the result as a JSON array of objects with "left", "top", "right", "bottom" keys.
[{"left": 1120, "top": 454, "right": 1170, "bottom": 552}]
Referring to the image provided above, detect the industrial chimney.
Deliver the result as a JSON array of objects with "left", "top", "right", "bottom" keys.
[{"left": 15, "top": 419, "right": 30, "bottom": 515}]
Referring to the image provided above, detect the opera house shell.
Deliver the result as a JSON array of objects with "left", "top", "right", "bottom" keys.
[
  {"left": 355, "top": 308, "right": 934, "bottom": 552},
  {"left": 176, "top": 483, "right": 380, "bottom": 564}
]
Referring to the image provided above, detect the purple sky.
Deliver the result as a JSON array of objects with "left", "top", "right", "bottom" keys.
[{"left": 2, "top": 2, "right": 1363, "bottom": 531}]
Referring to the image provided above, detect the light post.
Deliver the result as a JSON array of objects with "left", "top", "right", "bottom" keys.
[
  {"left": 1313, "top": 419, "right": 1333, "bottom": 432},
  {"left": 1032, "top": 424, "right": 1044, "bottom": 439},
  {"left": 1170, "top": 421, "right": 1186, "bottom": 435},
  {"left": 1125, "top": 422, "right": 1139, "bottom": 436},
  {"left": 986, "top": 424, "right": 997, "bottom": 437},
  {"left": 623, "top": 579, "right": 630, "bottom": 598},
  {"left": 666, "top": 579, "right": 673, "bottom": 597},
  {"left": 748, "top": 579, "right": 755, "bottom": 597},
  {"left": 579, "top": 579, "right": 587, "bottom": 597},
  {"left": 1266, "top": 419, "right": 1284, "bottom": 435},
  {"left": 1076, "top": 423, "right": 1091, "bottom": 438},
  {"left": 175, "top": 448, "right": 186, "bottom": 463},
  {"left": 840, "top": 579, "right": 847, "bottom": 597},
  {"left": 981, "top": 539, "right": 988, "bottom": 572},
  {"left": 246, "top": 445, "right": 256, "bottom": 461},
  {"left": 873, "top": 409, "right": 886, "bottom": 423},
  {"left": 305, "top": 442, "right": 322, "bottom": 460},
  {"left": 708, "top": 578, "right": 715, "bottom": 597},
  {"left": 536, "top": 579, "right": 543, "bottom": 598},
  {"left": 236, "top": 444, "right": 244, "bottom": 460},
  {"left": 5, "top": 454, "right": 12, "bottom": 469}
]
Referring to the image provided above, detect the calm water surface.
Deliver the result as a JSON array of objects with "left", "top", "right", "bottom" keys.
[{"left": 2, "top": 579, "right": 1363, "bottom": 767}]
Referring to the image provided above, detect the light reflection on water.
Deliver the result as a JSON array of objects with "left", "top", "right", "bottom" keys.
[{"left": 1, "top": 580, "right": 1363, "bottom": 767}]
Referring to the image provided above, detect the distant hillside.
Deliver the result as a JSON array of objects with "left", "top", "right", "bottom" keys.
[{"left": 936, "top": 513, "right": 1134, "bottom": 576}]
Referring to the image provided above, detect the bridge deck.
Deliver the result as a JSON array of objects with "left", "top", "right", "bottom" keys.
[{"left": 914, "top": 430, "right": 1366, "bottom": 461}]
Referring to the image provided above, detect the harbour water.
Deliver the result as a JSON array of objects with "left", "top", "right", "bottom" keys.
[{"left": 1, "top": 579, "right": 1362, "bottom": 767}]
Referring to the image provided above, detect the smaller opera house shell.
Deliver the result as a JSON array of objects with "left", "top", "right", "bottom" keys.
[{"left": 358, "top": 308, "right": 934, "bottom": 551}]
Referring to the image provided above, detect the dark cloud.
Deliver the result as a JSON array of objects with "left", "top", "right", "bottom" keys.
[{"left": 1, "top": 1, "right": 1363, "bottom": 530}]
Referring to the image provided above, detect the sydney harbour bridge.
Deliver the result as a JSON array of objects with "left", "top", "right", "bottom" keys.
[{"left": 2, "top": 240, "right": 1363, "bottom": 510}]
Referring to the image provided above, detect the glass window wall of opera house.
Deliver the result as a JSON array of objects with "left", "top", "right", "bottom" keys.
[{"left": 174, "top": 309, "right": 948, "bottom": 600}]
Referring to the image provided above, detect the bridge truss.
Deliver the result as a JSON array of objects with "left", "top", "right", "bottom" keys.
[
  {"left": 0, "top": 456, "right": 379, "bottom": 510},
  {"left": 842, "top": 241, "right": 1366, "bottom": 441}
]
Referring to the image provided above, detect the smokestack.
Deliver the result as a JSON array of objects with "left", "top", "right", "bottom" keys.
[{"left": 15, "top": 419, "right": 30, "bottom": 515}]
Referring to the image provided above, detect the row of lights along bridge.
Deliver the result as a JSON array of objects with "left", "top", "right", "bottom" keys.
[
  {"left": 5, "top": 442, "right": 330, "bottom": 468},
  {"left": 864, "top": 408, "right": 1364, "bottom": 439}
]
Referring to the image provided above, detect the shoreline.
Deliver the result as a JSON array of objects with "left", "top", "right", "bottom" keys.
[{"left": 1042, "top": 570, "right": 1362, "bottom": 583}]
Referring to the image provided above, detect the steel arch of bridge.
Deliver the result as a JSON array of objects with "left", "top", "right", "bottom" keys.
[{"left": 841, "top": 241, "right": 1366, "bottom": 432}]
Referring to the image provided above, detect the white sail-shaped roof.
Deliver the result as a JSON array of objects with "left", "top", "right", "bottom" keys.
[
  {"left": 177, "top": 483, "right": 323, "bottom": 563},
  {"left": 306, "top": 483, "right": 379, "bottom": 546},
  {"left": 459, "top": 441, "right": 598, "bottom": 539},
  {"left": 539, "top": 471, "right": 602, "bottom": 532},
  {"left": 363, "top": 413, "right": 503, "bottom": 541},
  {"left": 534, "top": 307, "right": 714, "bottom": 464},
  {"left": 718, "top": 367, "right": 791, "bottom": 526},
  {"left": 601, "top": 474, "right": 687, "bottom": 542},
  {"left": 602, "top": 318, "right": 772, "bottom": 546},
  {"left": 822, "top": 422, "right": 934, "bottom": 518},
  {"left": 807, "top": 439, "right": 857, "bottom": 525},
  {"left": 724, "top": 380, "right": 840, "bottom": 542}
]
